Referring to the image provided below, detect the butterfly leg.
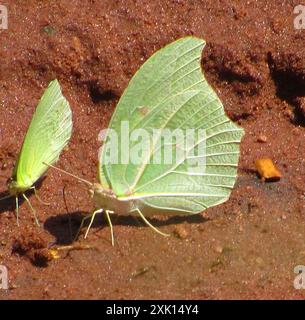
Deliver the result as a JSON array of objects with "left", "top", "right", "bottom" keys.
[
  {"left": 105, "top": 210, "right": 114, "bottom": 246},
  {"left": 33, "top": 187, "right": 50, "bottom": 206},
  {"left": 74, "top": 214, "right": 91, "bottom": 241},
  {"left": 22, "top": 193, "right": 40, "bottom": 226},
  {"left": 134, "top": 208, "right": 169, "bottom": 237},
  {"left": 74, "top": 211, "right": 102, "bottom": 241},
  {"left": 15, "top": 196, "right": 20, "bottom": 226},
  {"left": 84, "top": 209, "right": 103, "bottom": 239}
]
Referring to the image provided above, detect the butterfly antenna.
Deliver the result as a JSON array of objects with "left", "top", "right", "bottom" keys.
[
  {"left": 43, "top": 162, "right": 93, "bottom": 187},
  {"left": 74, "top": 215, "right": 90, "bottom": 241},
  {"left": 62, "top": 185, "right": 73, "bottom": 243}
]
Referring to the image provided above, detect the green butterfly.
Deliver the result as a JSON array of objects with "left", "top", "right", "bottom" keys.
[
  {"left": 5, "top": 79, "right": 72, "bottom": 226},
  {"left": 53, "top": 37, "right": 244, "bottom": 245}
]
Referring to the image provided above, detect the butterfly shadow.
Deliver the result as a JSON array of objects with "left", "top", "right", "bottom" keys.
[
  {"left": 0, "top": 177, "right": 47, "bottom": 215},
  {"left": 0, "top": 190, "right": 18, "bottom": 214},
  {"left": 44, "top": 211, "right": 85, "bottom": 245},
  {"left": 44, "top": 210, "right": 209, "bottom": 245}
]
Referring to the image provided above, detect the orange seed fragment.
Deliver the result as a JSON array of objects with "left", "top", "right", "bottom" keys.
[{"left": 255, "top": 158, "right": 281, "bottom": 180}]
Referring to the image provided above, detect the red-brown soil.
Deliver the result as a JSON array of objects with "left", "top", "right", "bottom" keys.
[{"left": 0, "top": 0, "right": 304, "bottom": 299}]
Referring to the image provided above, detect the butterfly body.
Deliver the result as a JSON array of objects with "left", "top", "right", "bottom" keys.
[
  {"left": 92, "top": 186, "right": 215, "bottom": 218},
  {"left": 7, "top": 160, "right": 42, "bottom": 196},
  {"left": 91, "top": 183, "right": 135, "bottom": 215},
  {"left": 7, "top": 179, "right": 30, "bottom": 196}
]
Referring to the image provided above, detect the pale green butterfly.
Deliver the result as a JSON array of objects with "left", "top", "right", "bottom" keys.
[
  {"left": 3, "top": 79, "right": 72, "bottom": 226},
  {"left": 49, "top": 37, "right": 244, "bottom": 245}
]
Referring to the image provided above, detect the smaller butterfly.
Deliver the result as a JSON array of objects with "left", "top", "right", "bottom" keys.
[{"left": 1, "top": 79, "right": 72, "bottom": 226}]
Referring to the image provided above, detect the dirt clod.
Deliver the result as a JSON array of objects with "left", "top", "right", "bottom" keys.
[
  {"left": 173, "top": 225, "right": 189, "bottom": 239},
  {"left": 257, "top": 135, "right": 267, "bottom": 143},
  {"left": 12, "top": 229, "right": 53, "bottom": 267}
]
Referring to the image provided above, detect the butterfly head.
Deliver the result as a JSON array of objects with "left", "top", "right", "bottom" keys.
[
  {"left": 90, "top": 183, "right": 132, "bottom": 214},
  {"left": 90, "top": 183, "right": 116, "bottom": 200},
  {"left": 7, "top": 178, "right": 28, "bottom": 196}
]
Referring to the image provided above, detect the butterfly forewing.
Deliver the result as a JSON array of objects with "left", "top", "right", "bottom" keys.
[
  {"left": 15, "top": 79, "right": 72, "bottom": 188},
  {"left": 99, "top": 37, "right": 244, "bottom": 214},
  {"left": 100, "top": 37, "right": 207, "bottom": 193}
]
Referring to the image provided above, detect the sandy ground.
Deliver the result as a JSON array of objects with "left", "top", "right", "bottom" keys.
[{"left": 0, "top": 0, "right": 304, "bottom": 299}]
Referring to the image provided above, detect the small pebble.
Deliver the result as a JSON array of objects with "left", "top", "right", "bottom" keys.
[
  {"left": 299, "top": 250, "right": 305, "bottom": 256},
  {"left": 257, "top": 135, "right": 267, "bottom": 143},
  {"left": 256, "top": 257, "right": 264, "bottom": 265},
  {"left": 283, "top": 108, "right": 294, "bottom": 120},
  {"left": 292, "top": 127, "right": 301, "bottom": 136},
  {"left": 49, "top": 249, "right": 60, "bottom": 260},
  {"left": 173, "top": 225, "right": 188, "bottom": 239},
  {"left": 214, "top": 245, "right": 223, "bottom": 254}
]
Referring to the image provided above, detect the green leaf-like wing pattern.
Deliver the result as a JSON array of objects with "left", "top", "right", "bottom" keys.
[
  {"left": 14, "top": 79, "right": 73, "bottom": 188},
  {"left": 99, "top": 37, "right": 244, "bottom": 214}
]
